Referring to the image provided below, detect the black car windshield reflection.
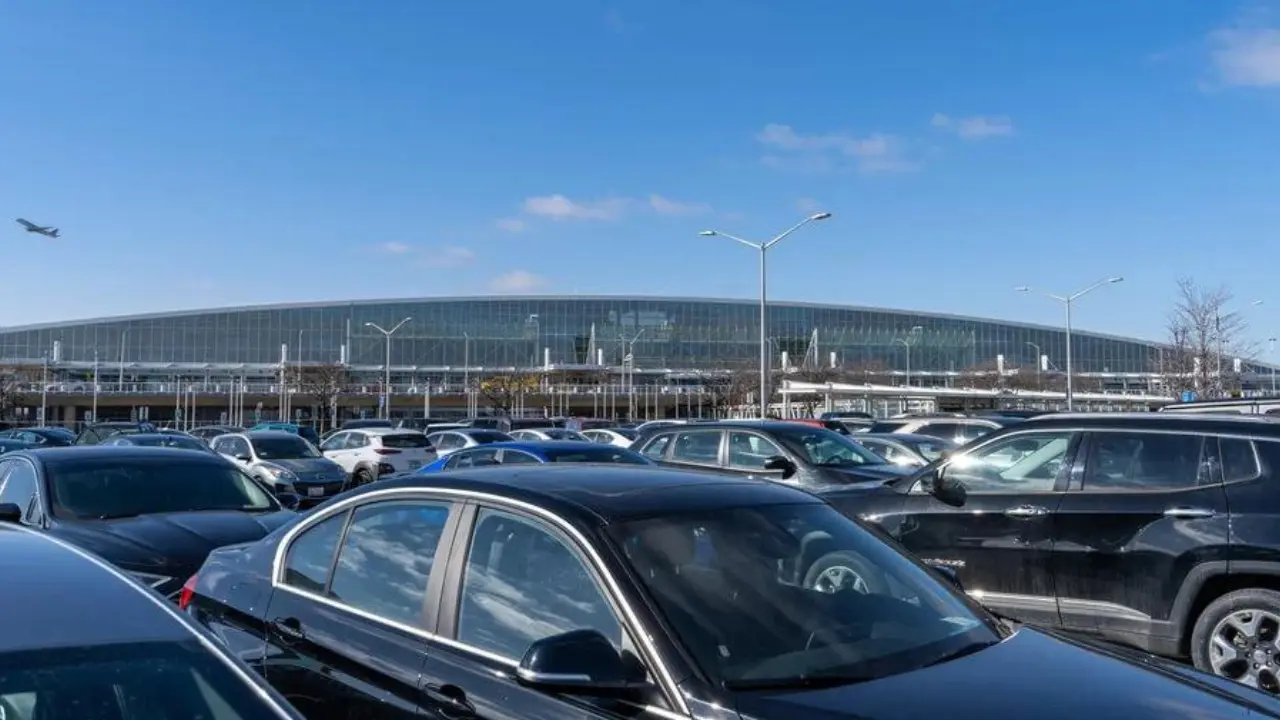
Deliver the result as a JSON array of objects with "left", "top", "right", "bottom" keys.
[
  {"left": 541, "top": 447, "right": 651, "bottom": 464},
  {"left": 46, "top": 458, "right": 277, "bottom": 520},
  {"left": 772, "top": 426, "right": 887, "bottom": 467},
  {"left": 251, "top": 437, "right": 321, "bottom": 460},
  {"left": 611, "top": 503, "right": 998, "bottom": 688}
]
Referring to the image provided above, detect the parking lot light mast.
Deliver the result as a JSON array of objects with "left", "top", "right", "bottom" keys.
[
  {"left": 1270, "top": 337, "right": 1277, "bottom": 395},
  {"left": 365, "top": 317, "right": 412, "bottom": 420},
  {"left": 893, "top": 326, "right": 923, "bottom": 388},
  {"left": 700, "top": 212, "right": 832, "bottom": 419},
  {"left": 1016, "top": 277, "right": 1124, "bottom": 412}
]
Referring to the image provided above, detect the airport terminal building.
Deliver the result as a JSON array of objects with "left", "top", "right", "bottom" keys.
[{"left": 0, "top": 296, "right": 1258, "bottom": 424}]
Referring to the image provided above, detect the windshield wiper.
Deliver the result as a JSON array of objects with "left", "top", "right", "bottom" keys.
[
  {"left": 724, "top": 674, "right": 877, "bottom": 691},
  {"left": 918, "top": 639, "right": 999, "bottom": 670},
  {"left": 95, "top": 512, "right": 142, "bottom": 520}
]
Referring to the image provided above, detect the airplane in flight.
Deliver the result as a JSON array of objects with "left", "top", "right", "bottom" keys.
[{"left": 15, "top": 218, "right": 59, "bottom": 238}]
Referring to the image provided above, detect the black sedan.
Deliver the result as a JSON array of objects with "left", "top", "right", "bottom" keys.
[
  {"left": 0, "top": 446, "right": 299, "bottom": 599},
  {"left": 183, "top": 466, "right": 1280, "bottom": 719},
  {"left": 0, "top": 523, "right": 303, "bottom": 718},
  {"left": 0, "top": 427, "right": 75, "bottom": 446}
]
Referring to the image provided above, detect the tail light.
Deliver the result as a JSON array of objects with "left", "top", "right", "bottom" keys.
[
  {"left": 374, "top": 448, "right": 402, "bottom": 455},
  {"left": 178, "top": 573, "right": 198, "bottom": 611}
]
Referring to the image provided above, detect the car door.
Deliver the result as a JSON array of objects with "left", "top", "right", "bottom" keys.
[
  {"left": 444, "top": 448, "right": 500, "bottom": 469},
  {"left": 263, "top": 498, "right": 462, "bottom": 719},
  {"left": 656, "top": 428, "right": 732, "bottom": 476},
  {"left": 1051, "top": 429, "right": 1229, "bottom": 639},
  {"left": 419, "top": 503, "right": 673, "bottom": 720},
  {"left": 319, "top": 432, "right": 353, "bottom": 471},
  {"left": 886, "top": 428, "right": 1081, "bottom": 627},
  {"left": 725, "top": 430, "right": 794, "bottom": 482}
]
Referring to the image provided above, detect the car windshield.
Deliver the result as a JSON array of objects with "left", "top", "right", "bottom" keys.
[
  {"left": 117, "top": 434, "right": 208, "bottom": 451},
  {"left": 540, "top": 447, "right": 651, "bottom": 464},
  {"left": 541, "top": 429, "right": 589, "bottom": 441},
  {"left": 250, "top": 436, "right": 320, "bottom": 459},
  {"left": 770, "top": 426, "right": 887, "bottom": 467},
  {"left": 612, "top": 503, "right": 997, "bottom": 688},
  {"left": 903, "top": 437, "right": 955, "bottom": 461},
  {"left": 0, "top": 640, "right": 288, "bottom": 720},
  {"left": 381, "top": 433, "right": 431, "bottom": 449},
  {"left": 866, "top": 421, "right": 909, "bottom": 434},
  {"left": 46, "top": 457, "right": 277, "bottom": 519},
  {"left": 470, "top": 431, "right": 512, "bottom": 444}
]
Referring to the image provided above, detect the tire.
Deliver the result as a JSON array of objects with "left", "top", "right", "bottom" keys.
[
  {"left": 803, "top": 551, "right": 886, "bottom": 595},
  {"left": 1191, "top": 587, "right": 1280, "bottom": 693},
  {"left": 353, "top": 467, "right": 374, "bottom": 487}
]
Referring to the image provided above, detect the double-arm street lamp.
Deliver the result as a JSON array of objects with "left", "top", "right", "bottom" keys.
[
  {"left": 365, "top": 317, "right": 412, "bottom": 420},
  {"left": 894, "top": 326, "right": 924, "bottom": 388},
  {"left": 1016, "top": 277, "right": 1124, "bottom": 411},
  {"left": 701, "top": 212, "right": 832, "bottom": 419}
]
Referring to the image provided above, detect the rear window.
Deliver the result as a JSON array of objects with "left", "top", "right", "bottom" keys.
[
  {"left": 381, "top": 433, "right": 430, "bottom": 449},
  {"left": 867, "top": 421, "right": 908, "bottom": 434},
  {"left": 541, "top": 447, "right": 651, "bottom": 464},
  {"left": 471, "top": 432, "right": 511, "bottom": 444}
]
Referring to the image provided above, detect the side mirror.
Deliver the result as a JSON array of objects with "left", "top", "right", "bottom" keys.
[
  {"left": 0, "top": 502, "right": 20, "bottom": 523},
  {"left": 275, "top": 491, "right": 302, "bottom": 510},
  {"left": 516, "top": 629, "right": 649, "bottom": 698},
  {"left": 763, "top": 455, "right": 797, "bottom": 479},
  {"left": 927, "top": 562, "right": 963, "bottom": 590},
  {"left": 938, "top": 449, "right": 954, "bottom": 461},
  {"left": 234, "top": 453, "right": 251, "bottom": 462},
  {"left": 931, "top": 471, "right": 968, "bottom": 507}
]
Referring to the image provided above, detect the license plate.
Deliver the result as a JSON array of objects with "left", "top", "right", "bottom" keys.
[
  {"left": 307, "top": 487, "right": 324, "bottom": 497},
  {"left": 407, "top": 461, "right": 422, "bottom": 469}
]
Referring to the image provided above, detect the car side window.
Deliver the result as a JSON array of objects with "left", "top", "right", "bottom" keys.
[
  {"left": 1219, "top": 437, "right": 1261, "bottom": 483},
  {"left": 499, "top": 450, "right": 541, "bottom": 465},
  {"left": 639, "top": 434, "right": 672, "bottom": 460},
  {"left": 956, "top": 423, "right": 994, "bottom": 444},
  {"left": 1083, "top": 432, "right": 1208, "bottom": 492},
  {"left": 915, "top": 423, "right": 963, "bottom": 441},
  {"left": 282, "top": 511, "right": 347, "bottom": 593},
  {"left": 328, "top": 501, "right": 452, "bottom": 628},
  {"left": 452, "top": 448, "right": 499, "bottom": 468},
  {"left": 727, "top": 432, "right": 784, "bottom": 470},
  {"left": 457, "top": 508, "right": 623, "bottom": 660},
  {"left": 320, "top": 432, "right": 347, "bottom": 451},
  {"left": 0, "top": 460, "right": 38, "bottom": 510},
  {"left": 669, "top": 430, "right": 722, "bottom": 466},
  {"left": 940, "top": 431, "right": 1074, "bottom": 494}
]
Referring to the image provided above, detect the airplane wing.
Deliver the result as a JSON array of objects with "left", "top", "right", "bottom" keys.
[{"left": 15, "top": 219, "right": 36, "bottom": 230}]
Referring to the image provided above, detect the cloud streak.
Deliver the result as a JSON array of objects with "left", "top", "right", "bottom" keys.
[
  {"left": 755, "top": 123, "right": 918, "bottom": 174},
  {"left": 488, "top": 270, "right": 548, "bottom": 293},
  {"left": 931, "top": 113, "right": 1014, "bottom": 139},
  {"left": 1208, "top": 27, "right": 1280, "bottom": 87}
]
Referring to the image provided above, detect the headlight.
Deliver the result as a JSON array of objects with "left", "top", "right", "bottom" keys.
[
  {"left": 128, "top": 571, "right": 173, "bottom": 590},
  {"left": 260, "top": 465, "right": 298, "bottom": 482}
]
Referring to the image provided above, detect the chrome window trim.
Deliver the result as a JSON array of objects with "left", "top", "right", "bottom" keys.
[{"left": 271, "top": 486, "right": 691, "bottom": 716}]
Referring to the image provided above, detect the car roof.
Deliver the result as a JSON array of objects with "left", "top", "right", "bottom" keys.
[
  {"left": 350, "top": 427, "right": 425, "bottom": 436},
  {"left": 112, "top": 433, "right": 201, "bottom": 442},
  {"left": 1024, "top": 412, "right": 1280, "bottom": 434},
  {"left": 856, "top": 432, "right": 952, "bottom": 443},
  {"left": 0, "top": 525, "right": 196, "bottom": 653},
  {"left": 16, "top": 446, "right": 228, "bottom": 463},
  {"left": 481, "top": 440, "right": 617, "bottom": 453},
  {"left": 375, "top": 464, "right": 818, "bottom": 523},
  {"left": 241, "top": 430, "right": 307, "bottom": 439}
]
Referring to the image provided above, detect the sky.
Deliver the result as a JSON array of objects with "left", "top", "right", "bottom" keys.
[{"left": 3, "top": 1, "right": 1280, "bottom": 344}]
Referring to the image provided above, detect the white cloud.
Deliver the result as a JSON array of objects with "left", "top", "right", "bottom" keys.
[
  {"left": 522, "top": 194, "right": 628, "bottom": 221},
  {"left": 420, "top": 245, "right": 476, "bottom": 269},
  {"left": 755, "top": 123, "right": 915, "bottom": 174},
  {"left": 495, "top": 217, "right": 526, "bottom": 233},
  {"left": 378, "top": 241, "right": 413, "bottom": 254},
  {"left": 648, "top": 194, "right": 711, "bottom": 216},
  {"left": 796, "top": 198, "right": 823, "bottom": 214},
  {"left": 488, "top": 270, "right": 548, "bottom": 293},
  {"left": 1208, "top": 27, "right": 1280, "bottom": 87},
  {"left": 931, "top": 113, "right": 1014, "bottom": 139}
]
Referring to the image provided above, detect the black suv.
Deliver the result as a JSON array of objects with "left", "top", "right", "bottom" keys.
[
  {"left": 633, "top": 421, "right": 914, "bottom": 487},
  {"left": 821, "top": 412, "right": 1280, "bottom": 689}
]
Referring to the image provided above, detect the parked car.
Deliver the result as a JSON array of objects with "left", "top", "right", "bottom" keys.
[
  {"left": 418, "top": 441, "right": 652, "bottom": 472},
  {"left": 211, "top": 430, "right": 349, "bottom": 506},
  {"left": 821, "top": 411, "right": 1280, "bottom": 691},
  {"left": 0, "top": 446, "right": 298, "bottom": 600},
  {"left": 183, "top": 465, "right": 1280, "bottom": 718},
  {"left": 189, "top": 424, "right": 245, "bottom": 443},
  {"left": 248, "top": 422, "right": 321, "bottom": 447},
  {"left": 865, "top": 414, "right": 1013, "bottom": 443},
  {"left": 104, "top": 431, "right": 214, "bottom": 452},
  {"left": 632, "top": 421, "right": 915, "bottom": 487},
  {"left": 338, "top": 418, "right": 393, "bottom": 431},
  {"left": 0, "top": 523, "right": 304, "bottom": 719},
  {"left": 319, "top": 427, "right": 436, "bottom": 482},
  {"left": 425, "top": 428, "right": 514, "bottom": 457},
  {"left": 0, "top": 439, "right": 38, "bottom": 455},
  {"left": 581, "top": 427, "right": 638, "bottom": 447},
  {"left": 0, "top": 427, "right": 75, "bottom": 446},
  {"left": 74, "top": 421, "right": 158, "bottom": 445},
  {"left": 508, "top": 427, "right": 591, "bottom": 442},
  {"left": 851, "top": 432, "right": 958, "bottom": 467}
]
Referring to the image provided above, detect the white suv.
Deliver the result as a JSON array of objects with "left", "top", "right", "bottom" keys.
[{"left": 319, "top": 428, "right": 436, "bottom": 484}]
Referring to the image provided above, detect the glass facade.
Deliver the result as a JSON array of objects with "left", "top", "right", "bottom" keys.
[{"left": 0, "top": 296, "right": 1192, "bottom": 376}]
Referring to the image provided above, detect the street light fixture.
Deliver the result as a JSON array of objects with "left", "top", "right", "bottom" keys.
[
  {"left": 893, "top": 326, "right": 923, "bottom": 388},
  {"left": 365, "top": 317, "right": 412, "bottom": 420},
  {"left": 1015, "top": 277, "right": 1123, "bottom": 411},
  {"left": 700, "top": 212, "right": 833, "bottom": 419}
]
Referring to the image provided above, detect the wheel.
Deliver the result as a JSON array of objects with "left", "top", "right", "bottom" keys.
[
  {"left": 353, "top": 467, "right": 374, "bottom": 487},
  {"left": 803, "top": 551, "right": 886, "bottom": 595},
  {"left": 1191, "top": 588, "right": 1280, "bottom": 693}
]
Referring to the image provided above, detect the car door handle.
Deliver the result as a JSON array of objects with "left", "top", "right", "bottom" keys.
[
  {"left": 1005, "top": 505, "right": 1050, "bottom": 518},
  {"left": 1164, "top": 507, "right": 1216, "bottom": 519},
  {"left": 270, "top": 617, "right": 305, "bottom": 640},
  {"left": 422, "top": 684, "right": 476, "bottom": 719}
]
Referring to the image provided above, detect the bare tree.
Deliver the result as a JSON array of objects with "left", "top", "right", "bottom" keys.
[
  {"left": 0, "top": 365, "right": 33, "bottom": 422},
  {"left": 698, "top": 365, "right": 759, "bottom": 418},
  {"left": 1164, "top": 277, "right": 1253, "bottom": 398},
  {"left": 478, "top": 373, "right": 539, "bottom": 413},
  {"left": 293, "top": 363, "right": 351, "bottom": 432}
]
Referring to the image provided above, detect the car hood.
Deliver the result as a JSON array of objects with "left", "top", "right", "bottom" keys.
[
  {"left": 729, "top": 628, "right": 1280, "bottom": 720},
  {"left": 52, "top": 509, "right": 295, "bottom": 572},
  {"left": 262, "top": 457, "right": 345, "bottom": 481}
]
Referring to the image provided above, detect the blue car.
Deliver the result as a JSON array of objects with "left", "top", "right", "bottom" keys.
[
  {"left": 248, "top": 422, "right": 321, "bottom": 446},
  {"left": 417, "top": 440, "right": 652, "bottom": 472}
]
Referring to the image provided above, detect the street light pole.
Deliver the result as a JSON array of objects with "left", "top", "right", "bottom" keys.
[
  {"left": 701, "top": 212, "right": 833, "bottom": 419},
  {"left": 1016, "top": 277, "right": 1124, "bottom": 411},
  {"left": 92, "top": 350, "right": 99, "bottom": 423},
  {"left": 1025, "top": 341, "right": 1043, "bottom": 388},
  {"left": 621, "top": 329, "right": 645, "bottom": 420},
  {"left": 365, "top": 317, "right": 412, "bottom": 420},
  {"left": 117, "top": 327, "right": 129, "bottom": 390},
  {"left": 40, "top": 353, "right": 48, "bottom": 428},
  {"left": 1270, "top": 337, "right": 1277, "bottom": 395},
  {"left": 893, "top": 326, "right": 923, "bottom": 388}
]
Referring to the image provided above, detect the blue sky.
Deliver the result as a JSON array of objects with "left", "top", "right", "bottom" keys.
[{"left": 3, "top": 1, "right": 1280, "bottom": 344}]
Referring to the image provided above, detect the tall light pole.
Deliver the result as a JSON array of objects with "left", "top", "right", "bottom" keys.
[
  {"left": 462, "top": 332, "right": 472, "bottom": 415},
  {"left": 701, "top": 211, "right": 832, "bottom": 419},
  {"left": 893, "top": 326, "right": 923, "bottom": 387},
  {"left": 1025, "top": 341, "right": 1043, "bottom": 388},
  {"left": 117, "top": 327, "right": 129, "bottom": 390},
  {"left": 621, "top": 329, "right": 645, "bottom": 420},
  {"left": 365, "top": 317, "right": 412, "bottom": 420},
  {"left": 92, "top": 350, "right": 99, "bottom": 423},
  {"left": 40, "top": 352, "right": 48, "bottom": 428},
  {"left": 1270, "top": 337, "right": 1277, "bottom": 395},
  {"left": 1016, "top": 277, "right": 1124, "bottom": 411}
]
